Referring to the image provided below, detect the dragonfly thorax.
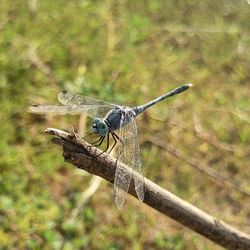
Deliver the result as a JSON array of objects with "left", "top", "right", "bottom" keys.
[{"left": 92, "top": 118, "right": 109, "bottom": 136}]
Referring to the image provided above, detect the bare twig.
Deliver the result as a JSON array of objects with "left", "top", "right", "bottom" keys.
[
  {"left": 149, "top": 136, "right": 250, "bottom": 198},
  {"left": 28, "top": 0, "right": 38, "bottom": 14},
  {"left": 45, "top": 128, "right": 250, "bottom": 250},
  {"left": 28, "top": 45, "right": 61, "bottom": 84},
  {"left": 164, "top": 24, "right": 243, "bottom": 34},
  {"left": 67, "top": 175, "right": 102, "bottom": 223},
  {"left": 192, "top": 113, "right": 234, "bottom": 152},
  {"left": 145, "top": 114, "right": 235, "bottom": 152}
]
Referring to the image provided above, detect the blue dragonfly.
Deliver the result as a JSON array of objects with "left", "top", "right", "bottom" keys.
[{"left": 29, "top": 84, "right": 192, "bottom": 209}]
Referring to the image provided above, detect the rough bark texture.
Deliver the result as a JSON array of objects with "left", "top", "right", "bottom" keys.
[{"left": 45, "top": 128, "right": 250, "bottom": 250}]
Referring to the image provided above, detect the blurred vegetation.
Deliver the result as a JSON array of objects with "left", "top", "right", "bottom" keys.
[{"left": 0, "top": 0, "right": 250, "bottom": 249}]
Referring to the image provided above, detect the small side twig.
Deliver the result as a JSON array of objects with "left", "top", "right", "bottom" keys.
[
  {"left": 45, "top": 128, "right": 250, "bottom": 250},
  {"left": 149, "top": 136, "right": 250, "bottom": 198},
  {"left": 67, "top": 175, "right": 102, "bottom": 223}
]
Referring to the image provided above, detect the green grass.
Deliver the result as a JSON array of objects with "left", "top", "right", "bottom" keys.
[{"left": 0, "top": 0, "right": 249, "bottom": 249}]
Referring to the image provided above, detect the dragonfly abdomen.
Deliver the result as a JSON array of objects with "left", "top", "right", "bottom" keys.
[{"left": 132, "top": 84, "right": 193, "bottom": 116}]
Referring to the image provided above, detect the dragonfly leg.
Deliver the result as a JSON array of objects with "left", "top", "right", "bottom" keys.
[
  {"left": 103, "top": 133, "right": 110, "bottom": 152},
  {"left": 83, "top": 132, "right": 93, "bottom": 140},
  {"left": 112, "top": 132, "right": 125, "bottom": 166},
  {"left": 113, "top": 132, "right": 121, "bottom": 142},
  {"left": 96, "top": 133, "right": 110, "bottom": 156},
  {"left": 107, "top": 132, "right": 122, "bottom": 154},
  {"left": 87, "top": 136, "right": 105, "bottom": 157},
  {"left": 107, "top": 133, "right": 117, "bottom": 154},
  {"left": 113, "top": 132, "right": 123, "bottom": 146},
  {"left": 90, "top": 136, "right": 105, "bottom": 146}
]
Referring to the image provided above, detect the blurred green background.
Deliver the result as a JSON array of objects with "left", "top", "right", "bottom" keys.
[{"left": 0, "top": 0, "right": 249, "bottom": 249}]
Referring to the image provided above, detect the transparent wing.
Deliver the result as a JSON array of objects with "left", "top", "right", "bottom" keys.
[
  {"left": 113, "top": 112, "right": 133, "bottom": 209},
  {"left": 113, "top": 111, "right": 145, "bottom": 209},
  {"left": 29, "top": 103, "right": 114, "bottom": 118},
  {"left": 129, "top": 117, "right": 145, "bottom": 202},
  {"left": 58, "top": 91, "right": 117, "bottom": 118},
  {"left": 58, "top": 91, "right": 118, "bottom": 106}
]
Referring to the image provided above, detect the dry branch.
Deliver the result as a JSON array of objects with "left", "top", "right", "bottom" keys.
[
  {"left": 149, "top": 137, "right": 250, "bottom": 197},
  {"left": 45, "top": 128, "right": 250, "bottom": 250}
]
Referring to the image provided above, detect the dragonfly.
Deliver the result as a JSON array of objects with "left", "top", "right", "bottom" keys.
[{"left": 29, "top": 83, "right": 192, "bottom": 209}]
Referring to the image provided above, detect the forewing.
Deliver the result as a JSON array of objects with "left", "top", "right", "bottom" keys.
[
  {"left": 29, "top": 91, "right": 116, "bottom": 118},
  {"left": 29, "top": 104, "right": 114, "bottom": 118},
  {"left": 113, "top": 111, "right": 145, "bottom": 209},
  {"left": 58, "top": 91, "right": 117, "bottom": 118},
  {"left": 58, "top": 91, "right": 117, "bottom": 106}
]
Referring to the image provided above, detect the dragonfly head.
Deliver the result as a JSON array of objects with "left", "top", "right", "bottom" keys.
[{"left": 92, "top": 118, "right": 109, "bottom": 136}]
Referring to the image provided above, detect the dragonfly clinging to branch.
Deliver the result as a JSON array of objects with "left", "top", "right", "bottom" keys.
[{"left": 29, "top": 83, "right": 193, "bottom": 209}]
